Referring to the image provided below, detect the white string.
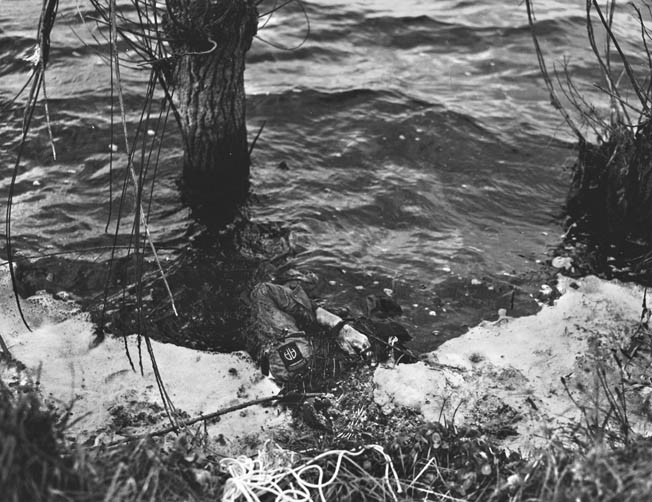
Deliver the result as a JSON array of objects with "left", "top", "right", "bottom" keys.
[
  {"left": 407, "top": 456, "right": 437, "bottom": 490},
  {"left": 221, "top": 442, "right": 402, "bottom": 502}
]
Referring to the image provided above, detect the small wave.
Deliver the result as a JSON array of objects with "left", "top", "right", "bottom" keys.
[{"left": 248, "top": 45, "right": 343, "bottom": 64}]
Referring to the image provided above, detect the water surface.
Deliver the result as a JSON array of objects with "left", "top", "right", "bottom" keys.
[{"left": 1, "top": 0, "right": 645, "bottom": 349}]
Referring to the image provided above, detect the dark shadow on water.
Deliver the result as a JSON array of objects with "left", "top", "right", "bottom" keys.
[
  {"left": 312, "top": 266, "right": 557, "bottom": 354},
  {"left": 7, "top": 162, "right": 303, "bottom": 352},
  {"left": 10, "top": 217, "right": 297, "bottom": 352},
  {"left": 8, "top": 227, "right": 562, "bottom": 355},
  {"left": 179, "top": 168, "right": 251, "bottom": 230},
  {"left": 122, "top": 219, "right": 295, "bottom": 351}
]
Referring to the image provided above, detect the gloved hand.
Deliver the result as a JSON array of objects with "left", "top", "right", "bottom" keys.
[
  {"left": 315, "top": 306, "right": 371, "bottom": 359},
  {"left": 336, "top": 324, "right": 370, "bottom": 356}
]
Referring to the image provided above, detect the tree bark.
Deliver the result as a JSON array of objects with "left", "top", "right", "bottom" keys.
[{"left": 164, "top": 0, "right": 258, "bottom": 213}]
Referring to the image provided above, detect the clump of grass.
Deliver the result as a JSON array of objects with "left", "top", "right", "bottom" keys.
[
  {"left": 0, "top": 373, "right": 227, "bottom": 501},
  {"left": 0, "top": 378, "right": 81, "bottom": 501},
  {"left": 4, "top": 354, "right": 652, "bottom": 502},
  {"left": 276, "top": 368, "right": 523, "bottom": 501},
  {"left": 83, "top": 431, "right": 226, "bottom": 502},
  {"left": 493, "top": 439, "right": 652, "bottom": 502},
  {"left": 527, "top": 0, "right": 652, "bottom": 269}
]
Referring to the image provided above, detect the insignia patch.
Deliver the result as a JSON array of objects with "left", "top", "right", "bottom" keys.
[{"left": 277, "top": 341, "right": 308, "bottom": 372}]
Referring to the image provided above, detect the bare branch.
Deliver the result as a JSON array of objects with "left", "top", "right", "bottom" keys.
[
  {"left": 525, "top": 0, "right": 584, "bottom": 140},
  {"left": 591, "top": 0, "right": 649, "bottom": 112}
]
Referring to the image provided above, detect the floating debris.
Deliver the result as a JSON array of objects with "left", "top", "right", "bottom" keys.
[
  {"left": 54, "top": 291, "right": 70, "bottom": 301},
  {"left": 551, "top": 256, "right": 573, "bottom": 270}
]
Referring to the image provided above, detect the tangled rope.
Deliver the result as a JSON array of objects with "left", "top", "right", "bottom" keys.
[{"left": 221, "top": 442, "right": 402, "bottom": 502}]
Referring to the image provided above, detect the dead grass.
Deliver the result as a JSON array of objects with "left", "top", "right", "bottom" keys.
[
  {"left": 0, "top": 375, "right": 227, "bottom": 501},
  {"left": 3, "top": 360, "right": 652, "bottom": 502},
  {"left": 4, "top": 317, "right": 652, "bottom": 502},
  {"left": 0, "top": 378, "right": 82, "bottom": 501},
  {"left": 269, "top": 346, "right": 652, "bottom": 502}
]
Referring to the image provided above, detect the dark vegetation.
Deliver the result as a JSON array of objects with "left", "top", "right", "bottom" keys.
[
  {"left": 1, "top": 375, "right": 228, "bottom": 501},
  {"left": 526, "top": 0, "right": 652, "bottom": 282},
  {"left": 4, "top": 351, "right": 652, "bottom": 501}
]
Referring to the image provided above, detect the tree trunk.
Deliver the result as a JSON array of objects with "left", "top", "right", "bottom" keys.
[{"left": 164, "top": 0, "right": 258, "bottom": 214}]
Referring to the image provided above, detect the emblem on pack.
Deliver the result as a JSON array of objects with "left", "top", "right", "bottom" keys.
[{"left": 277, "top": 341, "right": 308, "bottom": 372}]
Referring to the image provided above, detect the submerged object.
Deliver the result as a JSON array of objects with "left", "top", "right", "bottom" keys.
[{"left": 366, "top": 293, "right": 403, "bottom": 319}]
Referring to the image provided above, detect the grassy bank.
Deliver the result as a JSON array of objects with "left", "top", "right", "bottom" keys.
[
  {"left": 3, "top": 362, "right": 652, "bottom": 502},
  {"left": 1, "top": 373, "right": 227, "bottom": 501}
]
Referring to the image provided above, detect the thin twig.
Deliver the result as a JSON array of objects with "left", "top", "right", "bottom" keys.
[
  {"left": 41, "top": 71, "right": 57, "bottom": 160},
  {"left": 525, "top": 0, "right": 584, "bottom": 140},
  {"left": 256, "top": 0, "right": 310, "bottom": 51},
  {"left": 6, "top": 0, "right": 60, "bottom": 333},
  {"left": 248, "top": 120, "right": 266, "bottom": 155},
  {"left": 591, "top": 0, "right": 649, "bottom": 112},
  {"left": 0, "top": 334, "right": 12, "bottom": 359},
  {"left": 584, "top": 0, "right": 631, "bottom": 128},
  {"left": 105, "top": 392, "right": 324, "bottom": 447}
]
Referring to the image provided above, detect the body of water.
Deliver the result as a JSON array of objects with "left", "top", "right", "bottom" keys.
[{"left": 1, "top": 0, "right": 647, "bottom": 350}]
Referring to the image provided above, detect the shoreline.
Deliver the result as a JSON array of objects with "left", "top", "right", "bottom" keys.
[
  {"left": 375, "top": 274, "right": 652, "bottom": 452},
  {"left": 3, "top": 263, "right": 652, "bottom": 499}
]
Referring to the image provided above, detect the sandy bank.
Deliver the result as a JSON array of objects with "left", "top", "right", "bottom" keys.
[
  {"left": 4, "top": 262, "right": 651, "bottom": 455},
  {"left": 374, "top": 275, "right": 652, "bottom": 451},
  {"left": 0, "top": 265, "right": 290, "bottom": 450}
]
